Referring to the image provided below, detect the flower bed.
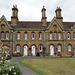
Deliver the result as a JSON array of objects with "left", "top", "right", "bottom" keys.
[{"left": 0, "top": 41, "right": 22, "bottom": 75}]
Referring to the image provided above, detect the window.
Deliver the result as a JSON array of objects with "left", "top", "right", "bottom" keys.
[
  {"left": 16, "top": 45, "right": 20, "bottom": 53},
  {"left": 25, "top": 32, "right": 27, "bottom": 40},
  {"left": 39, "top": 45, "right": 43, "bottom": 52},
  {"left": 67, "top": 32, "right": 70, "bottom": 40},
  {"left": 50, "top": 32, "right": 52, "bottom": 40},
  {"left": 54, "top": 32, "right": 57, "bottom": 40},
  {"left": 17, "top": 32, "right": 20, "bottom": 40},
  {"left": 68, "top": 44, "right": 71, "bottom": 52},
  {"left": 1, "top": 31, "right": 4, "bottom": 40},
  {"left": 32, "top": 32, "right": 35, "bottom": 40},
  {"left": 6, "top": 32, "right": 9, "bottom": 40},
  {"left": 57, "top": 45, "right": 61, "bottom": 52},
  {"left": 73, "top": 32, "right": 75, "bottom": 40},
  {"left": 58, "top": 32, "right": 61, "bottom": 40},
  {"left": 39, "top": 32, "right": 42, "bottom": 40}
]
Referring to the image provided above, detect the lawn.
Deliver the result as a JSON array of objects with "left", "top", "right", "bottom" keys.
[{"left": 20, "top": 58, "right": 75, "bottom": 75}]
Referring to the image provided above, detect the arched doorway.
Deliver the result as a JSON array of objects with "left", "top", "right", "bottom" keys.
[
  {"left": 31, "top": 45, "right": 36, "bottom": 56},
  {"left": 50, "top": 45, "right": 54, "bottom": 55},
  {"left": 24, "top": 45, "right": 28, "bottom": 56}
]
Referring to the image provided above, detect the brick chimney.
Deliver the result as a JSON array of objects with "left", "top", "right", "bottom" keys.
[
  {"left": 11, "top": 5, "right": 18, "bottom": 25},
  {"left": 41, "top": 6, "right": 47, "bottom": 26},
  {"left": 55, "top": 7, "right": 63, "bottom": 24}
]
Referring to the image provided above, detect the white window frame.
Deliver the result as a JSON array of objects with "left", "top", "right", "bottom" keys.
[
  {"left": 74, "top": 32, "right": 75, "bottom": 40},
  {"left": 6, "top": 32, "right": 9, "bottom": 40},
  {"left": 16, "top": 45, "right": 20, "bottom": 53},
  {"left": 58, "top": 32, "right": 61, "bottom": 40},
  {"left": 1, "top": 32, "right": 4, "bottom": 40},
  {"left": 50, "top": 32, "right": 52, "bottom": 40},
  {"left": 67, "top": 33, "right": 70, "bottom": 40},
  {"left": 32, "top": 32, "right": 35, "bottom": 40},
  {"left": 39, "top": 45, "right": 43, "bottom": 52},
  {"left": 25, "top": 32, "right": 27, "bottom": 40},
  {"left": 17, "top": 32, "right": 20, "bottom": 40},
  {"left": 39, "top": 32, "right": 42, "bottom": 40},
  {"left": 57, "top": 45, "right": 61, "bottom": 52},
  {"left": 68, "top": 45, "right": 71, "bottom": 52},
  {"left": 54, "top": 32, "right": 57, "bottom": 40}
]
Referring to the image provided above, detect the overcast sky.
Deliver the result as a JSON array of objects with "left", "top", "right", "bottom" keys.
[{"left": 0, "top": 0, "right": 75, "bottom": 22}]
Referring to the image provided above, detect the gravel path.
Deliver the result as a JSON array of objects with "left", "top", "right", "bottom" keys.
[{"left": 10, "top": 57, "right": 39, "bottom": 75}]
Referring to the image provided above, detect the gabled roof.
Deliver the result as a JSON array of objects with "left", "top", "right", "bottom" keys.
[
  {"left": 8, "top": 21, "right": 75, "bottom": 30},
  {"left": 8, "top": 21, "right": 50, "bottom": 29}
]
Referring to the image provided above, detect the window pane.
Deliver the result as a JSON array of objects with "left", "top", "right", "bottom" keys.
[
  {"left": 39, "top": 45, "right": 42, "bottom": 52},
  {"left": 50, "top": 33, "right": 52, "bottom": 40},
  {"left": 17, "top": 33, "right": 20, "bottom": 40},
  {"left": 68, "top": 45, "right": 71, "bottom": 51},
  {"left": 58, "top": 45, "right": 61, "bottom": 52},
  {"left": 17, "top": 45, "right": 20, "bottom": 53},
  {"left": 32, "top": 33, "right": 35, "bottom": 40},
  {"left": 6, "top": 32, "right": 9, "bottom": 39},
  {"left": 58, "top": 33, "right": 61, "bottom": 40},
  {"left": 1, "top": 32, "right": 4, "bottom": 39},
  {"left": 39, "top": 32, "right": 42, "bottom": 40},
  {"left": 74, "top": 33, "right": 75, "bottom": 40},
  {"left": 54, "top": 33, "right": 57, "bottom": 40},
  {"left": 25, "top": 33, "right": 27, "bottom": 40},
  {"left": 67, "top": 33, "right": 70, "bottom": 40}
]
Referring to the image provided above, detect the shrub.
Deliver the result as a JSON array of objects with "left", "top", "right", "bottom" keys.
[
  {"left": 20, "top": 52, "right": 22, "bottom": 56},
  {"left": 0, "top": 41, "right": 22, "bottom": 75}
]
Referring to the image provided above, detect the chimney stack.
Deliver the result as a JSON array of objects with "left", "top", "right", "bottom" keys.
[
  {"left": 55, "top": 7, "right": 63, "bottom": 24},
  {"left": 41, "top": 6, "right": 47, "bottom": 26},
  {"left": 11, "top": 5, "right": 18, "bottom": 25}
]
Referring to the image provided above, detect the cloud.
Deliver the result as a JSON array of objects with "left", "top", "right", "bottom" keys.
[{"left": 0, "top": 0, "right": 75, "bottom": 22}]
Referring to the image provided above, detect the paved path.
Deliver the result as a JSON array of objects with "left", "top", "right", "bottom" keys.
[{"left": 10, "top": 57, "right": 39, "bottom": 75}]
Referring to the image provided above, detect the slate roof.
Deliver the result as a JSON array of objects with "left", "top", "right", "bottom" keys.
[{"left": 8, "top": 21, "right": 75, "bottom": 29}]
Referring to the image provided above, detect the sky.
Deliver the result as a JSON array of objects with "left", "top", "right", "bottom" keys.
[{"left": 0, "top": 0, "right": 75, "bottom": 22}]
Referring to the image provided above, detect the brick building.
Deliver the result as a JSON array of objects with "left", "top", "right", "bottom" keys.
[{"left": 0, "top": 5, "right": 75, "bottom": 56}]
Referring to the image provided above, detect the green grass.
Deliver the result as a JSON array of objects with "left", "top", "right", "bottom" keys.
[{"left": 20, "top": 58, "right": 75, "bottom": 75}]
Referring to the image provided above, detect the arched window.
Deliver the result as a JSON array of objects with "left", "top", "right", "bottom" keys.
[
  {"left": 1, "top": 31, "right": 4, "bottom": 40},
  {"left": 32, "top": 32, "right": 35, "bottom": 40},
  {"left": 67, "top": 32, "right": 70, "bottom": 40},
  {"left": 16, "top": 45, "right": 20, "bottom": 53},
  {"left": 39, "top": 32, "right": 42, "bottom": 40},
  {"left": 6, "top": 32, "right": 9, "bottom": 40},
  {"left": 58, "top": 32, "right": 61, "bottom": 40},
  {"left": 54, "top": 32, "right": 57, "bottom": 40},
  {"left": 50, "top": 32, "right": 52, "bottom": 40},
  {"left": 17, "top": 32, "right": 20, "bottom": 40},
  {"left": 25, "top": 32, "right": 28, "bottom": 40},
  {"left": 73, "top": 32, "right": 75, "bottom": 40},
  {"left": 57, "top": 44, "right": 61, "bottom": 52},
  {"left": 39, "top": 45, "right": 43, "bottom": 52},
  {"left": 68, "top": 44, "right": 71, "bottom": 52}
]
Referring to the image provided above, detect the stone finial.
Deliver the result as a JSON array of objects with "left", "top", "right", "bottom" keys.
[
  {"left": 57, "top": 7, "right": 60, "bottom": 9},
  {"left": 13, "top": 5, "right": 17, "bottom": 8}
]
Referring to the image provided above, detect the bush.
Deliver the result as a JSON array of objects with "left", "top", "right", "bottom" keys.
[
  {"left": 20, "top": 52, "right": 22, "bottom": 56},
  {"left": 36, "top": 52, "right": 40, "bottom": 56},
  {"left": 0, "top": 41, "right": 22, "bottom": 75},
  {"left": 6, "top": 61, "right": 22, "bottom": 75}
]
